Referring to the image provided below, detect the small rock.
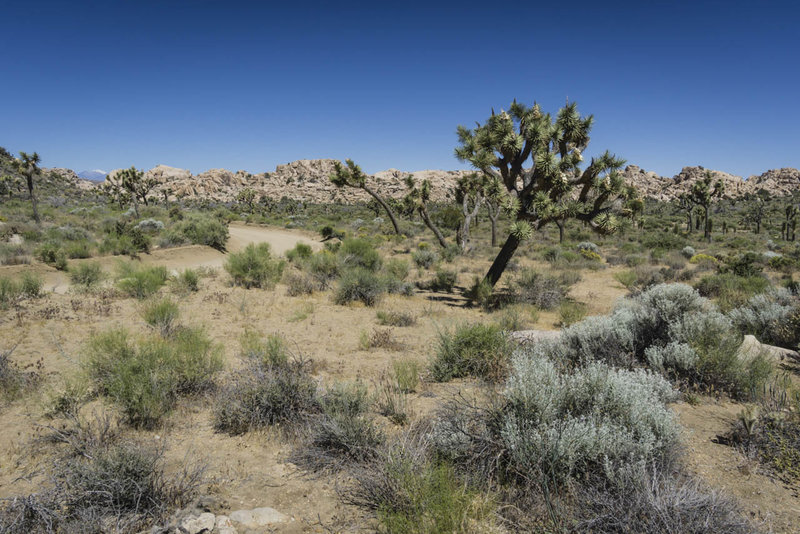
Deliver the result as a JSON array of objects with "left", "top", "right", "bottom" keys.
[
  {"left": 178, "top": 512, "right": 215, "bottom": 534},
  {"left": 230, "top": 507, "right": 288, "bottom": 528},
  {"left": 214, "top": 515, "right": 238, "bottom": 534}
]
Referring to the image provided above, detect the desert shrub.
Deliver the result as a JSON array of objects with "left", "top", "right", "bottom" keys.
[
  {"left": 64, "top": 240, "right": 92, "bottom": 259},
  {"left": 376, "top": 375, "right": 410, "bottom": 425},
  {"left": 173, "top": 268, "right": 199, "bottom": 293},
  {"left": 69, "top": 262, "right": 104, "bottom": 289},
  {"left": 728, "top": 288, "right": 800, "bottom": 348},
  {"left": 286, "top": 242, "right": 313, "bottom": 263},
  {"left": 382, "top": 273, "right": 415, "bottom": 296},
  {"left": 501, "top": 355, "right": 679, "bottom": 487},
  {"left": 392, "top": 359, "right": 420, "bottom": 393},
  {"left": 384, "top": 258, "right": 410, "bottom": 280},
  {"left": 1, "top": 346, "right": 39, "bottom": 401},
  {"left": 36, "top": 241, "right": 68, "bottom": 269},
  {"left": 576, "top": 241, "right": 599, "bottom": 254},
  {"left": 99, "top": 233, "right": 139, "bottom": 256},
  {"left": 731, "top": 408, "right": 800, "bottom": 484},
  {"left": 695, "top": 273, "right": 771, "bottom": 311},
  {"left": 623, "top": 253, "right": 647, "bottom": 267},
  {"left": 292, "top": 411, "right": 383, "bottom": 473},
  {"left": 723, "top": 252, "right": 764, "bottom": 278},
  {"left": 464, "top": 276, "right": 493, "bottom": 309},
  {"left": 116, "top": 263, "right": 168, "bottom": 299},
  {"left": 136, "top": 218, "right": 165, "bottom": 232},
  {"left": 580, "top": 249, "right": 603, "bottom": 262},
  {"left": 320, "top": 381, "right": 371, "bottom": 418},
  {"left": 283, "top": 269, "right": 317, "bottom": 296},
  {"left": 680, "top": 246, "right": 696, "bottom": 259},
  {"left": 338, "top": 238, "right": 382, "bottom": 272},
  {"left": 430, "top": 323, "right": 510, "bottom": 382},
  {"left": 376, "top": 310, "right": 416, "bottom": 327},
  {"left": 86, "top": 328, "right": 222, "bottom": 428},
  {"left": 213, "top": 358, "right": 317, "bottom": 435},
  {"left": 412, "top": 249, "right": 439, "bottom": 269},
  {"left": 19, "top": 271, "right": 43, "bottom": 298},
  {"left": 511, "top": 269, "right": 567, "bottom": 310},
  {"left": 334, "top": 268, "right": 385, "bottom": 306},
  {"left": 141, "top": 298, "right": 180, "bottom": 337},
  {"left": 423, "top": 269, "right": 457, "bottom": 292},
  {"left": 167, "top": 214, "right": 228, "bottom": 251},
  {"left": 360, "top": 328, "right": 403, "bottom": 351},
  {"left": 642, "top": 233, "right": 686, "bottom": 251},
  {"left": 573, "top": 467, "right": 756, "bottom": 534},
  {"left": 494, "top": 303, "right": 538, "bottom": 331},
  {"left": 0, "top": 423, "right": 203, "bottom": 534},
  {"left": 559, "top": 300, "right": 587, "bottom": 326},
  {"left": 613, "top": 269, "right": 638, "bottom": 289},
  {"left": 224, "top": 242, "right": 285, "bottom": 288},
  {"left": 306, "top": 250, "right": 339, "bottom": 288},
  {"left": 348, "top": 435, "right": 500, "bottom": 534},
  {"left": 240, "top": 330, "right": 289, "bottom": 367},
  {"left": 0, "top": 277, "right": 20, "bottom": 308}
]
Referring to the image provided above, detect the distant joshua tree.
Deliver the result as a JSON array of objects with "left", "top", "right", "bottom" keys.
[
  {"left": 454, "top": 173, "right": 485, "bottom": 251},
  {"left": 330, "top": 159, "right": 401, "bottom": 235},
  {"left": 455, "top": 100, "right": 636, "bottom": 286},
  {"left": 403, "top": 175, "right": 448, "bottom": 248},
  {"left": 690, "top": 170, "right": 724, "bottom": 242},
  {"left": 12, "top": 151, "right": 42, "bottom": 224}
]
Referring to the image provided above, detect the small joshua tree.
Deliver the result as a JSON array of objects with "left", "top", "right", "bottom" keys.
[
  {"left": 455, "top": 100, "right": 635, "bottom": 286},
  {"left": 784, "top": 203, "right": 798, "bottom": 241},
  {"left": 677, "top": 193, "right": 695, "bottom": 233},
  {"left": 742, "top": 190, "right": 768, "bottom": 234},
  {"left": 330, "top": 159, "right": 402, "bottom": 235},
  {"left": 690, "top": 170, "right": 724, "bottom": 242},
  {"left": 236, "top": 187, "right": 257, "bottom": 212},
  {"left": 482, "top": 176, "right": 507, "bottom": 247},
  {"left": 12, "top": 151, "right": 42, "bottom": 224}
]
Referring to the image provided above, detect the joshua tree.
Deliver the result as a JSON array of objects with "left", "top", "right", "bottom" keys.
[
  {"left": 236, "top": 187, "right": 257, "bottom": 212},
  {"left": 330, "top": 159, "right": 401, "bottom": 235},
  {"left": 742, "top": 190, "right": 768, "bottom": 234},
  {"left": 455, "top": 100, "right": 634, "bottom": 286},
  {"left": 454, "top": 173, "right": 485, "bottom": 251},
  {"left": 12, "top": 151, "right": 42, "bottom": 224},
  {"left": 677, "top": 193, "right": 695, "bottom": 233},
  {"left": 784, "top": 204, "right": 798, "bottom": 241},
  {"left": 404, "top": 176, "right": 448, "bottom": 248},
  {"left": 117, "top": 167, "right": 146, "bottom": 217},
  {"left": 690, "top": 171, "right": 724, "bottom": 242},
  {"left": 482, "top": 176, "right": 506, "bottom": 247}
]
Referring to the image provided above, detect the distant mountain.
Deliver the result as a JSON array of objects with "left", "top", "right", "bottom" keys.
[{"left": 77, "top": 169, "right": 107, "bottom": 181}]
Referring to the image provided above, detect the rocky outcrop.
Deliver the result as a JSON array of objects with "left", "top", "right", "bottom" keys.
[
  {"left": 746, "top": 168, "right": 800, "bottom": 197},
  {"left": 92, "top": 160, "right": 799, "bottom": 204}
]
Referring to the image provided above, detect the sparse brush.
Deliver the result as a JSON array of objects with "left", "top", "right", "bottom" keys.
[
  {"left": 141, "top": 297, "right": 180, "bottom": 337},
  {"left": 213, "top": 358, "right": 317, "bottom": 435},
  {"left": 225, "top": 242, "right": 285, "bottom": 289},
  {"left": 240, "top": 330, "right": 289, "bottom": 367},
  {"left": 511, "top": 269, "right": 566, "bottom": 310},
  {"left": 0, "top": 277, "right": 20, "bottom": 308},
  {"left": 412, "top": 249, "right": 439, "bottom": 269},
  {"left": 173, "top": 268, "right": 199, "bottom": 293},
  {"left": 69, "top": 262, "right": 104, "bottom": 289},
  {"left": 360, "top": 328, "right": 403, "bottom": 351},
  {"left": 290, "top": 411, "right": 382, "bottom": 473},
  {"left": 286, "top": 242, "right": 313, "bottom": 263},
  {"left": 376, "top": 310, "right": 416, "bottom": 327},
  {"left": 376, "top": 374, "right": 410, "bottom": 425},
  {"left": 392, "top": 359, "right": 420, "bottom": 393},
  {"left": 337, "top": 238, "right": 382, "bottom": 272},
  {"left": 115, "top": 263, "right": 168, "bottom": 299},
  {"left": 558, "top": 300, "right": 588, "bottom": 326},
  {"left": 334, "top": 267, "right": 385, "bottom": 306},
  {"left": 19, "top": 271, "right": 43, "bottom": 298},
  {"left": 430, "top": 323, "right": 510, "bottom": 382}
]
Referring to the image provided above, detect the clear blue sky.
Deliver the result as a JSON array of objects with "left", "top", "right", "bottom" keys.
[{"left": 1, "top": 0, "right": 797, "bottom": 178}]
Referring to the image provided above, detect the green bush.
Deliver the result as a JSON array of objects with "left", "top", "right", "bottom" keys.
[
  {"left": 511, "top": 269, "right": 566, "bottom": 310},
  {"left": 559, "top": 300, "right": 588, "bottom": 326},
  {"left": 384, "top": 258, "right": 410, "bottom": 280},
  {"left": 0, "top": 277, "right": 20, "bottom": 308},
  {"left": 69, "top": 262, "right": 104, "bottom": 289},
  {"left": 412, "top": 249, "right": 439, "bottom": 269},
  {"left": 695, "top": 273, "right": 771, "bottom": 311},
  {"left": 116, "top": 263, "right": 168, "bottom": 299},
  {"left": 306, "top": 250, "right": 339, "bottom": 288},
  {"left": 86, "top": 327, "right": 223, "bottom": 428},
  {"left": 286, "top": 242, "right": 313, "bottom": 263},
  {"left": 64, "top": 240, "right": 92, "bottom": 259},
  {"left": 240, "top": 330, "right": 289, "bottom": 367},
  {"left": 338, "top": 238, "right": 382, "bottom": 272},
  {"left": 334, "top": 268, "right": 385, "bottom": 306},
  {"left": 141, "top": 298, "right": 180, "bottom": 337},
  {"left": 173, "top": 268, "right": 199, "bottom": 293},
  {"left": 464, "top": 277, "right": 493, "bottom": 309},
  {"left": 214, "top": 359, "right": 317, "bottom": 435},
  {"left": 376, "top": 310, "right": 416, "bottom": 327},
  {"left": 19, "top": 271, "right": 43, "bottom": 298},
  {"left": 224, "top": 243, "right": 285, "bottom": 289},
  {"left": 168, "top": 214, "right": 229, "bottom": 251},
  {"left": 425, "top": 269, "right": 457, "bottom": 292},
  {"left": 430, "top": 323, "right": 510, "bottom": 382},
  {"left": 393, "top": 359, "right": 420, "bottom": 393}
]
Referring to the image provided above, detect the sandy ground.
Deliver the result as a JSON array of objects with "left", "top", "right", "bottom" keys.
[
  {"left": 1, "top": 232, "right": 799, "bottom": 532},
  {"left": 0, "top": 222, "right": 322, "bottom": 293}
]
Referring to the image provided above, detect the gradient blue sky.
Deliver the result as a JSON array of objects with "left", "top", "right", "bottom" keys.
[{"left": 1, "top": 1, "right": 797, "bottom": 178}]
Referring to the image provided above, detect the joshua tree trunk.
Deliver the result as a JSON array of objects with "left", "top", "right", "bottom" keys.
[
  {"left": 457, "top": 195, "right": 483, "bottom": 251},
  {"left": 703, "top": 207, "right": 711, "bottom": 242},
  {"left": 363, "top": 184, "right": 401, "bottom": 235},
  {"left": 487, "top": 204, "right": 499, "bottom": 247},
  {"left": 486, "top": 233, "right": 521, "bottom": 287},
  {"left": 686, "top": 211, "right": 692, "bottom": 233},
  {"left": 26, "top": 176, "right": 40, "bottom": 224},
  {"left": 556, "top": 220, "right": 565, "bottom": 243},
  {"left": 419, "top": 207, "right": 447, "bottom": 248}
]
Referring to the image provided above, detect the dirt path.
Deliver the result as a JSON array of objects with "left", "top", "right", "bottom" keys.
[{"left": 0, "top": 222, "right": 322, "bottom": 293}]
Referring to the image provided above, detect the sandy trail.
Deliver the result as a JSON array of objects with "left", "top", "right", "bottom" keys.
[{"left": 0, "top": 222, "right": 321, "bottom": 293}]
